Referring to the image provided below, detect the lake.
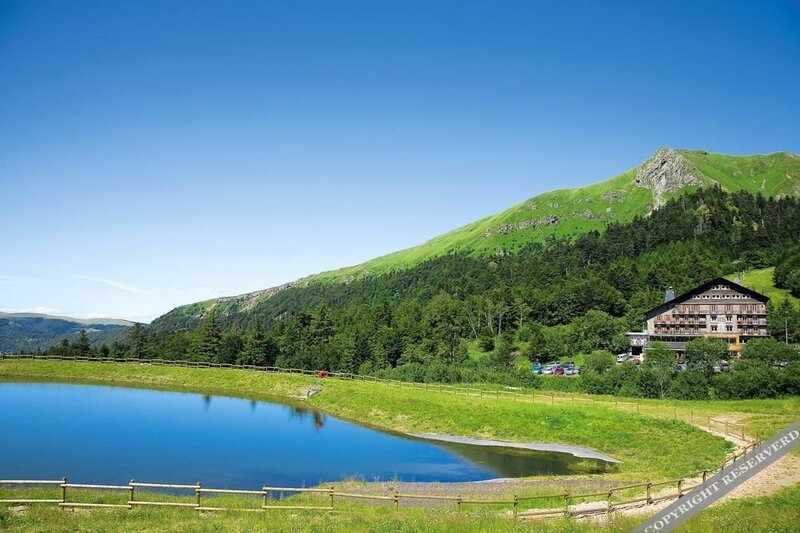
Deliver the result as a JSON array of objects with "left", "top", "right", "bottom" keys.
[{"left": 0, "top": 381, "right": 611, "bottom": 488}]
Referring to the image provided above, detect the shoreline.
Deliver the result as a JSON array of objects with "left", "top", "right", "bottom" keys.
[{"left": 410, "top": 432, "right": 622, "bottom": 464}]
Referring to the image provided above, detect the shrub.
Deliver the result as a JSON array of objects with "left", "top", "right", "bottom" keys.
[{"left": 670, "top": 371, "right": 709, "bottom": 400}]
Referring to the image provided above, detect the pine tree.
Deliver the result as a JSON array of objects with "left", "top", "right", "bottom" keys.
[
  {"left": 127, "top": 323, "right": 149, "bottom": 359},
  {"left": 73, "top": 329, "right": 91, "bottom": 357},
  {"left": 191, "top": 311, "right": 221, "bottom": 361}
]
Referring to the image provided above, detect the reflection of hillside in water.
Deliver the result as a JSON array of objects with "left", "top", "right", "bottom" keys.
[
  {"left": 287, "top": 404, "right": 612, "bottom": 476},
  {"left": 431, "top": 441, "right": 615, "bottom": 477}
]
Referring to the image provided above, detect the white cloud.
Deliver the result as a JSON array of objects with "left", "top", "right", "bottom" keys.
[{"left": 79, "top": 276, "right": 144, "bottom": 294}]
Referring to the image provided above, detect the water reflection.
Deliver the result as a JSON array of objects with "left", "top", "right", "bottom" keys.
[{"left": 288, "top": 405, "right": 327, "bottom": 432}]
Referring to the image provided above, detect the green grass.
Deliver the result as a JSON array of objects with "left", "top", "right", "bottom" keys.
[{"left": 726, "top": 267, "right": 800, "bottom": 307}]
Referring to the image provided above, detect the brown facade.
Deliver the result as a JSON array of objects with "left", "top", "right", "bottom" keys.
[{"left": 633, "top": 278, "right": 769, "bottom": 353}]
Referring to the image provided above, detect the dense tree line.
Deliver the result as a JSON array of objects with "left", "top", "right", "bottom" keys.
[
  {"left": 579, "top": 338, "right": 800, "bottom": 400},
  {"left": 38, "top": 188, "right": 800, "bottom": 395}
]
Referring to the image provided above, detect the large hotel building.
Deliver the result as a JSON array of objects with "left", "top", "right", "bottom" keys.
[{"left": 628, "top": 277, "right": 769, "bottom": 355}]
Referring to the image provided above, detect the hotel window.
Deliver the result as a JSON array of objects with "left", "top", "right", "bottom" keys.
[
  {"left": 726, "top": 315, "right": 732, "bottom": 321},
  {"left": 726, "top": 325, "right": 733, "bottom": 332},
  {"left": 711, "top": 325, "right": 718, "bottom": 332}
]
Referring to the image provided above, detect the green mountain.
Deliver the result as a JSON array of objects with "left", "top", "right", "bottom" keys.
[
  {"left": 0, "top": 312, "right": 135, "bottom": 353},
  {"left": 312, "top": 148, "right": 800, "bottom": 283},
  {"left": 154, "top": 148, "right": 800, "bottom": 324}
]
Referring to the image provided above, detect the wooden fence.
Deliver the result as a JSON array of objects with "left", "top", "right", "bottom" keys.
[
  {"left": 0, "top": 441, "right": 762, "bottom": 519},
  {"left": 0, "top": 353, "right": 754, "bottom": 442}
]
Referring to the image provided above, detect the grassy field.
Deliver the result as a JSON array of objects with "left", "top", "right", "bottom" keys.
[
  {"left": 726, "top": 267, "right": 800, "bottom": 307},
  {"left": 1, "top": 360, "right": 799, "bottom": 531}
]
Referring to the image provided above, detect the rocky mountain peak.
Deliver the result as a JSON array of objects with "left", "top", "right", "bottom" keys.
[{"left": 634, "top": 147, "right": 704, "bottom": 207}]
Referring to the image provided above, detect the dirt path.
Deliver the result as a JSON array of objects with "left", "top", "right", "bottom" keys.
[{"left": 568, "top": 417, "right": 800, "bottom": 524}]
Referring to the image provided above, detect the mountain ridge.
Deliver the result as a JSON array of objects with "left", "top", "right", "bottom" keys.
[{"left": 0, "top": 312, "right": 135, "bottom": 352}]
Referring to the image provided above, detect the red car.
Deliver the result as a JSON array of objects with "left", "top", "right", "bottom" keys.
[{"left": 553, "top": 365, "right": 565, "bottom": 376}]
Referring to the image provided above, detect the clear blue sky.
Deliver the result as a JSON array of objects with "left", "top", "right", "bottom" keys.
[{"left": 1, "top": 1, "right": 799, "bottom": 322}]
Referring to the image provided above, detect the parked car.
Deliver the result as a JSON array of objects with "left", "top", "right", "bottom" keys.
[
  {"left": 553, "top": 365, "right": 565, "bottom": 376},
  {"left": 563, "top": 361, "right": 576, "bottom": 375},
  {"left": 714, "top": 360, "right": 731, "bottom": 372},
  {"left": 616, "top": 353, "right": 629, "bottom": 364},
  {"left": 543, "top": 363, "right": 556, "bottom": 375},
  {"left": 675, "top": 362, "right": 687, "bottom": 372},
  {"left": 532, "top": 362, "right": 543, "bottom": 374}
]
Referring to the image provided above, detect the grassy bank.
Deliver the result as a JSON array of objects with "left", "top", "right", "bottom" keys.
[{"left": 0, "top": 360, "right": 732, "bottom": 479}]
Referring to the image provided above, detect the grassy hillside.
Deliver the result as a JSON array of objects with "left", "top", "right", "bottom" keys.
[
  {"left": 154, "top": 148, "right": 800, "bottom": 323},
  {"left": 726, "top": 268, "right": 800, "bottom": 307}
]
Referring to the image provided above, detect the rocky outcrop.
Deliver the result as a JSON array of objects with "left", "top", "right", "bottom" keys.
[
  {"left": 602, "top": 190, "right": 626, "bottom": 203},
  {"left": 216, "top": 281, "right": 298, "bottom": 305},
  {"left": 482, "top": 215, "right": 559, "bottom": 238},
  {"left": 634, "top": 148, "right": 704, "bottom": 207}
]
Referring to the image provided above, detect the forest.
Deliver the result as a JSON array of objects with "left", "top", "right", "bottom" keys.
[{"left": 43, "top": 187, "right": 800, "bottom": 399}]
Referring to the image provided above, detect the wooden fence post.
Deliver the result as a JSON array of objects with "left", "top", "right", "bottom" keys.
[
  {"left": 196, "top": 482, "right": 201, "bottom": 507},
  {"left": 563, "top": 490, "right": 569, "bottom": 516},
  {"left": 330, "top": 485, "right": 335, "bottom": 509},
  {"left": 394, "top": 488, "right": 399, "bottom": 510},
  {"left": 61, "top": 477, "right": 67, "bottom": 503},
  {"left": 607, "top": 490, "right": 613, "bottom": 513},
  {"left": 646, "top": 482, "right": 652, "bottom": 504},
  {"left": 677, "top": 478, "right": 684, "bottom": 498},
  {"left": 513, "top": 494, "right": 518, "bottom": 519},
  {"left": 129, "top": 479, "right": 135, "bottom": 508},
  {"left": 702, "top": 469, "right": 708, "bottom": 483},
  {"left": 457, "top": 495, "right": 462, "bottom": 513},
  {"left": 264, "top": 484, "right": 269, "bottom": 509}
]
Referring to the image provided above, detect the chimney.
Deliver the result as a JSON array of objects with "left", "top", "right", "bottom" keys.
[{"left": 664, "top": 286, "right": 675, "bottom": 303}]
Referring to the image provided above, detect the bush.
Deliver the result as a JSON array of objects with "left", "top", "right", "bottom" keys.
[
  {"left": 478, "top": 336, "right": 495, "bottom": 352},
  {"left": 670, "top": 371, "right": 709, "bottom": 400},
  {"left": 780, "top": 362, "right": 800, "bottom": 395},
  {"left": 584, "top": 350, "right": 615, "bottom": 374}
]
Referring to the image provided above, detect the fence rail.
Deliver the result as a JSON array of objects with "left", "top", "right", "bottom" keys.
[{"left": 0, "top": 444, "right": 762, "bottom": 520}]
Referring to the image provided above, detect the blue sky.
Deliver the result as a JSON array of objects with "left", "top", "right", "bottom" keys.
[{"left": 1, "top": 0, "right": 799, "bottom": 322}]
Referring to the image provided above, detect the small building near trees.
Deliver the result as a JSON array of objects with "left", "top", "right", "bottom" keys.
[{"left": 628, "top": 277, "right": 769, "bottom": 356}]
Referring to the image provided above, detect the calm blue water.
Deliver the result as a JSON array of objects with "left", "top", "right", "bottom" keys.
[{"left": 0, "top": 382, "right": 607, "bottom": 488}]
